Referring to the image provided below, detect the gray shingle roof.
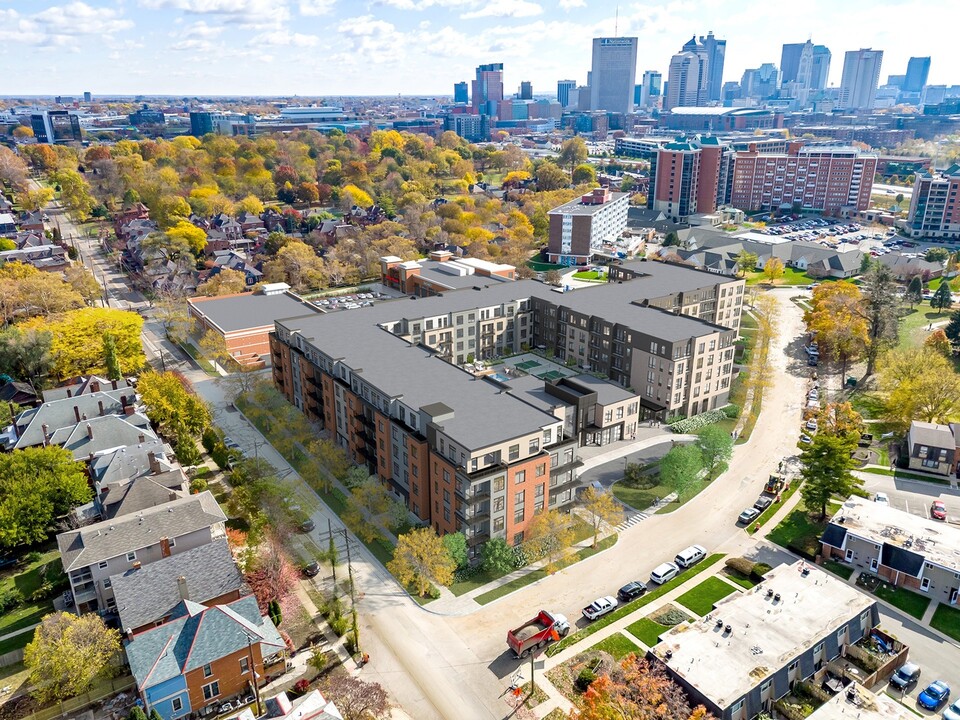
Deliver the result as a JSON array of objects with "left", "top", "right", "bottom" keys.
[
  {"left": 127, "top": 595, "right": 283, "bottom": 690},
  {"left": 42, "top": 376, "right": 134, "bottom": 402},
  {"left": 14, "top": 389, "right": 139, "bottom": 449},
  {"left": 54, "top": 414, "right": 156, "bottom": 460},
  {"left": 909, "top": 420, "right": 956, "bottom": 450},
  {"left": 102, "top": 475, "right": 187, "bottom": 520},
  {"left": 113, "top": 539, "right": 246, "bottom": 631},
  {"left": 91, "top": 440, "right": 176, "bottom": 486},
  {"left": 57, "top": 491, "right": 227, "bottom": 571}
]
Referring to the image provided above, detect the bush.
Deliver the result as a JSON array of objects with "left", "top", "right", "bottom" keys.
[
  {"left": 201, "top": 426, "right": 221, "bottom": 454},
  {"left": 29, "top": 582, "right": 55, "bottom": 602},
  {"left": 0, "top": 588, "right": 22, "bottom": 613},
  {"left": 329, "top": 616, "right": 349, "bottom": 636},
  {"left": 292, "top": 679, "right": 310, "bottom": 696},
  {"left": 723, "top": 404, "right": 740, "bottom": 419},
  {"left": 322, "top": 597, "right": 343, "bottom": 621},
  {"left": 24, "top": 551, "right": 42, "bottom": 564},
  {"left": 752, "top": 562, "right": 773, "bottom": 580},
  {"left": 651, "top": 606, "right": 689, "bottom": 626},
  {"left": 725, "top": 557, "right": 757, "bottom": 576},
  {"left": 453, "top": 564, "right": 483, "bottom": 583},
  {"left": 344, "top": 631, "right": 359, "bottom": 654},
  {"left": 575, "top": 668, "right": 597, "bottom": 692},
  {"left": 669, "top": 408, "right": 729, "bottom": 434},
  {"left": 189, "top": 478, "right": 208, "bottom": 493}
]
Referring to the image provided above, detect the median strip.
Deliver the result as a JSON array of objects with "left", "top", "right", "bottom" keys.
[{"left": 545, "top": 553, "right": 724, "bottom": 656}]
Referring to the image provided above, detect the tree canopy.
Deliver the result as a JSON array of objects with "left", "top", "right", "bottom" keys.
[
  {"left": 137, "top": 370, "right": 211, "bottom": 436},
  {"left": 877, "top": 347, "right": 960, "bottom": 428},
  {"left": 799, "top": 433, "right": 861, "bottom": 519},
  {"left": 388, "top": 527, "right": 456, "bottom": 597},
  {"left": 804, "top": 282, "right": 869, "bottom": 376}
]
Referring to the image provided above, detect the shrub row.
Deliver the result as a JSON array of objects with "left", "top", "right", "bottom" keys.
[{"left": 669, "top": 408, "right": 730, "bottom": 434}]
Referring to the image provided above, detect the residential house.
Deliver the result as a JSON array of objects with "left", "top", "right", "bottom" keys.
[
  {"left": 113, "top": 203, "right": 151, "bottom": 236},
  {"left": 126, "top": 596, "right": 285, "bottom": 720},
  {"left": 91, "top": 441, "right": 188, "bottom": 520},
  {"left": 17, "top": 211, "right": 44, "bottom": 232},
  {"left": 0, "top": 244, "right": 69, "bottom": 271},
  {"left": 650, "top": 561, "right": 879, "bottom": 720},
  {"left": 260, "top": 208, "right": 287, "bottom": 233},
  {"left": 42, "top": 375, "right": 135, "bottom": 402},
  {"left": 877, "top": 253, "right": 943, "bottom": 281},
  {"left": 236, "top": 211, "right": 265, "bottom": 235},
  {"left": 821, "top": 495, "right": 960, "bottom": 604},
  {"left": 57, "top": 491, "right": 227, "bottom": 615},
  {"left": 200, "top": 250, "right": 263, "bottom": 287},
  {"left": 0, "top": 380, "right": 39, "bottom": 408},
  {"left": 211, "top": 214, "right": 243, "bottom": 242},
  {"left": 0, "top": 212, "right": 16, "bottom": 235},
  {"left": 112, "top": 539, "right": 247, "bottom": 634},
  {"left": 906, "top": 421, "right": 957, "bottom": 476}
]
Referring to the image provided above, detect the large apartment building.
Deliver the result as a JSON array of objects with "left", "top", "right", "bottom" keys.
[
  {"left": 269, "top": 262, "right": 743, "bottom": 552},
  {"left": 546, "top": 188, "right": 630, "bottom": 265},
  {"left": 905, "top": 165, "right": 960, "bottom": 239},
  {"left": 649, "top": 138, "right": 734, "bottom": 221}
]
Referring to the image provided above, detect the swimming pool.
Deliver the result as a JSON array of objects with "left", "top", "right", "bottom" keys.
[{"left": 490, "top": 372, "right": 511, "bottom": 383}]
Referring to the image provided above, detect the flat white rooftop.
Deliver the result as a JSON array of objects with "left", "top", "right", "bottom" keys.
[
  {"left": 652, "top": 562, "right": 874, "bottom": 710},
  {"left": 809, "top": 683, "right": 915, "bottom": 720}
]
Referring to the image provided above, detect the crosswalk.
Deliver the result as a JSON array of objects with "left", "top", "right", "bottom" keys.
[{"left": 617, "top": 512, "right": 649, "bottom": 531}]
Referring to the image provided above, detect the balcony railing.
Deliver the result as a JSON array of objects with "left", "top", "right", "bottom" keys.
[{"left": 456, "top": 506, "right": 490, "bottom": 524}]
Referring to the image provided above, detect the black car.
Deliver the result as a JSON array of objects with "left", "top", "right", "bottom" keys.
[
  {"left": 302, "top": 561, "right": 320, "bottom": 577},
  {"left": 890, "top": 662, "right": 921, "bottom": 691},
  {"left": 299, "top": 519, "right": 316, "bottom": 533},
  {"left": 0, "top": 555, "right": 17, "bottom": 571},
  {"left": 617, "top": 581, "right": 647, "bottom": 602},
  {"left": 754, "top": 496, "right": 773, "bottom": 511}
]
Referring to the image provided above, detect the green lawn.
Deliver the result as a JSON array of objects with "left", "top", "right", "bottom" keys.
[
  {"left": 848, "top": 391, "right": 887, "bottom": 421},
  {"left": 928, "top": 276, "right": 960, "bottom": 292},
  {"left": 589, "top": 632, "right": 641, "bottom": 659},
  {"left": 0, "top": 549, "right": 61, "bottom": 638},
  {"left": 626, "top": 617, "right": 669, "bottom": 647},
  {"left": 898, "top": 307, "right": 948, "bottom": 347},
  {"left": 572, "top": 271, "right": 605, "bottom": 281},
  {"left": 821, "top": 560, "right": 854, "bottom": 580},
  {"left": 474, "top": 534, "right": 618, "bottom": 606},
  {"left": 873, "top": 583, "right": 930, "bottom": 620},
  {"left": 745, "top": 267, "right": 813, "bottom": 286},
  {"left": 767, "top": 507, "right": 829, "bottom": 560},
  {"left": 859, "top": 467, "right": 951, "bottom": 485},
  {"left": 930, "top": 603, "right": 960, "bottom": 642},
  {"left": 180, "top": 340, "right": 218, "bottom": 375},
  {"left": 546, "top": 553, "right": 724, "bottom": 656},
  {"left": 675, "top": 576, "right": 738, "bottom": 616},
  {"left": 723, "top": 570, "right": 760, "bottom": 589}
]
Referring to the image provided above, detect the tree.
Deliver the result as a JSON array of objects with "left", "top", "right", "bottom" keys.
[
  {"left": 804, "top": 282, "right": 869, "bottom": 377},
  {"left": 945, "top": 309, "right": 960, "bottom": 346},
  {"left": 906, "top": 274, "right": 924, "bottom": 308},
  {"left": 196, "top": 267, "right": 248, "bottom": 296},
  {"left": 544, "top": 269, "right": 563, "bottom": 286},
  {"left": 153, "top": 290, "right": 191, "bottom": 343},
  {"left": 572, "top": 163, "right": 597, "bottom": 185},
  {"left": 525, "top": 508, "right": 575, "bottom": 573},
  {"left": 0, "top": 146, "right": 30, "bottom": 188},
  {"left": 925, "top": 328, "right": 952, "bottom": 355},
  {"left": 579, "top": 485, "right": 623, "bottom": 548},
  {"left": 696, "top": 425, "right": 734, "bottom": 475},
  {"left": 51, "top": 169, "right": 96, "bottom": 221},
  {"left": 17, "top": 187, "right": 55, "bottom": 211},
  {"left": 20, "top": 307, "right": 144, "bottom": 380},
  {"left": 25, "top": 612, "right": 121, "bottom": 703},
  {"left": 932, "top": 281, "right": 953, "bottom": 313},
  {"left": 165, "top": 220, "right": 208, "bottom": 256},
  {"left": 263, "top": 240, "right": 327, "bottom": 291},
  {"left": 268, "top": 599, "right": 282, "bottom": 627},
  {"left": 659, "top": 444, "right": 705, "bottom": 502},
  {"left": 102, "top": 333, "right": 122, "bottom": 380},
  {"left": 817, "top": 401, "right": 865, "bottom": 442},
  {"left": 388, "top": 527, "right": 456, "bottom": 597},
  {"left": 557, "top": 137, "right": 588, "bottom": 179},
  {"left": 799, "top": 433, "right": 861, "bottom": 520},
  {"left": 441, "top": 531, "right": 468, "bottom": 570},
  {"left": 0, "top": 446, "right": 91, "bottom": 548},
  {"left": 578, "top": 655, "right": 708, "bottom": 720},
  {"left": 148, "top": 710, "right": 163, "bottom": 720},
  {"left": 480, "top": 537, "right": 514, "bottom": 575},
  {"left": 735, "top": 249, "right": 758, "bottom": 277},
  {"left": 128, "top": 708, "right": 148, "bottom": 720},
  {"left": 137, "top": 370, "right": 211, "bottom": 436},
  {"left": 63, "top": 266, "right": 103, "bottom": 306},
  {"left": 534, "top": 161, "right": 568, "bottom": 191},
  {"left": 343, "top": 477, "right": 406, "bottom": 543},
  {"left": 0, "top": 327, "right": 53, "bottom": 383},
  {"left": 245, "top": 535, "right": 298, "bottom": 611},
  {"left": 858, "top": 263, "right": 901, "bottom": 376},
  {"left": 926, "top": 247, "right": 950, "bottom": 263},
  {"left": 317, "top": 674, "right": 390, "bottom": 720},
  {"left": 662, "top": 231, "right": 679, "bottom": 247},
  {"left": 0, "top": 401, "right": 21, "bottom": 428},
  {"left": 199, "top": 329, "right": 232, "bottom": 368},
  {"left": 763, "top": 257, "right": 785, "bottom": 283},
  {"left": 878, "top": 347, "right": 960, "bottom": 428}
]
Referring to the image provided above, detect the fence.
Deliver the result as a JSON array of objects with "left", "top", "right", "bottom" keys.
[
  {"left": 0, "top": 648, "right": 24, "bottom": 668},
  {"left": 17, "top": 676, "right": 135, "bottom": 720}
]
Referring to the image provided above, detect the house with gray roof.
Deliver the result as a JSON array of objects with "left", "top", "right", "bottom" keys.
[
  {"left": 57, "top": 491, "right": 227, "bottom": 615},
  {"left": 126, "top": 595, "right": 284, "bottom": 720},
  {"left": 13, "top": 388, "right": 141, "bottom": 450},
  {"left": 112, "top": 539, "right": 247, "bottom": 634},
  {"left": 42, "top": 375, "right": 134, "bottom": 402},
  {"left": 906, "top": 420, "right": 958, "bottom": 476}
]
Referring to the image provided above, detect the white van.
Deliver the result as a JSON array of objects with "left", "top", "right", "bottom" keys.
[
  {"left": 674, "top": 544, "right": 707, "bottom": 569},
  {"left": 650, "top": 561, "right": 679, "bottom": 585}
]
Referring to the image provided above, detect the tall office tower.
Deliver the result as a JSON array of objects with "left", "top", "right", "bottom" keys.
[
  {"left": 30, "top": 110, "right": 82, "bottom": 144},
  {"left": 519, "top": 81, "right": 533, "bottom": 100},
  {"left": 83, "top": 91, "right": 92, "bottom": 103},
  {"left": 557, "top": 79, "right": 576, "bottom": 107},
  {"left": 809, "top": 45, "right": 831, "bottom": 90},
  {"left": 639, "top": 70, "right": 662, "bottom": 107},
  {"left": 665, "top": 51, "right": 708, "bottom": 109},
  {"left": 740, "top": 64, "right": 780, "bottom": 100},
  {"left": 698, "top": 31, "right": 726, "bottom": 102},
  {"left": 589, "top": 37, "right": 638, "bottom": 114},
  {"left": 839, "top": 48, "right": 883, "bottom": 109},
  {"left": 903, "top": 57, "right": 931, "bottom": 94},
  {"left": 780, "top": 43, "right": 806, "bottom": 85},
  {"left": 781, "top": 40, "right": 830, "bottom": 97},
  {"left": 453, "top": 81, "right": 468, "bottom": 104},
  {"left": 472, "top": 63, "right": 504, "bottom": 115}
]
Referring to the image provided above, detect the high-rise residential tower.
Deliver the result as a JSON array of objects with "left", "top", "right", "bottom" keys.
[
  {"left": 903, "top": 57, "right": 931, "bottom": 94},
  {"left": 557, "top": 80, "right": 576, "bottom": 108},
  {"left": 472, "top": 63, "right": 504, "bottom": 115},
  {"left": 589, "top": 37, "right": 638, "bottom": 114},
  {"left": 838, "top": 48, "right": 883, "bottom": 109}
]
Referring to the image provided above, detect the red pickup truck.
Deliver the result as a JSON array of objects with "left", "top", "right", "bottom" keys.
[{"left": 507, "top": 610, "right": 570, "bottom": 658}]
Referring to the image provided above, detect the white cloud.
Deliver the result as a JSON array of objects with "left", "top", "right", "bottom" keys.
[
  {"left": 0, "top": 2, "right": 133, "bottom": 46},
  {"left": 171, "top": 37, "right": 214, "bottom": 51},
  {"left": 336, "top": 14, "right": 406, "bottom": 64},
  {"left": 138, "top": 0, "right": 289, "bottom": 28},
  {"left": 298, "top": 0, "right": 334, "bottom": 15},
  {"left": 254, "top": 30, "right": 319, "bottom": 46},
  {"left": 558, "top": 0, "right": 585, "bottom": 8},
  {"left": 461, "top": 0, "right": 542, "bottom": 19},
  {"left": 182, "top": 20, "right": 224, "bottom": 38},
  {"left": 376, "top": 0, "right": 471, "bottom": 9}
]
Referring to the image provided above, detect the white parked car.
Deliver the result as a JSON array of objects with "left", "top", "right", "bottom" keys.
[
  {"left": 875, "top": 492, "right": 889, "bottom": 505},
  {"left": 582, "top": 596, "right": 618, "bottom": 621}
]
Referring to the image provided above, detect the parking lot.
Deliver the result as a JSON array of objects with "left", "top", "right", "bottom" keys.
[
  {"left": 314, "top": 289, "right": 390, "bottom": 311},
  {"left": 757, "top": 216, "right": 894, "bottom": 251},
  {"left": 858, "top": 474, "right": 960, "bottom": 524}
]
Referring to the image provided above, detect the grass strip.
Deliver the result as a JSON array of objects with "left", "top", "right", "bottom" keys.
[
  {"left": 858, "top": 467, "right": 951, "bottom": 485},
  {"left": 546, "top": 553, "right": 724, "bottom": 656},
  {"left": 588, "top": 632, "right": 640, "bottom": 659},
  {"left": 748, "top": 480, "right": 801, "bottom": 534},
  {"left": 930, "top": 603, "right": 960, "bottom": 643},
  {"left": 625, "top": 617, "right": 668, "bottom": 647},
  {"left": 675, "top": 576, "right": 738, "bottom": 616}
]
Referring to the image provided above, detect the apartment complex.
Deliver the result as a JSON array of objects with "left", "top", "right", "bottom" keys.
[
  {"left": 380, "top": 251, "right": 516, "bottom": 296},
  {"left": 546, "top": 188, "right": 630, "bottom": 265},
  {"left": 905, "top": 165, "right": 960, "bottom": 239},
  {"left": 269, "top": 263, "right": 743, "bottom": 552},
  {"left": 649, "top": 138, "right": 733, "bottom": 220},
  {"left": 730, "top": 144, "right": 876, "bottom": 214}
]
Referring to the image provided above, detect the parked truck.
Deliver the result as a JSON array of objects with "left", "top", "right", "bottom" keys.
[
  {"left": 506, "top": 610, "right": 570, "bottom": 658},
  {"left": 763, "top": 474, "right": 785, "bottom": 496}
]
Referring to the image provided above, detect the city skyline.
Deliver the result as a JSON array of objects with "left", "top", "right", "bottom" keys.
[{"left": 0, "top": 0, "right": 954, "bottom": 96}]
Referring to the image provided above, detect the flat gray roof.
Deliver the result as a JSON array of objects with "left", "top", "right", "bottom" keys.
[
  {"left": 549, "top": 192, "right": 629, "bottom": 216},
  {"left": 652, "top": 562, "right": 874, "bottom": 710},
  {"left": 188, "top": 292, "right": 320, "bottom": 334},
  {"left": 809, "top": 684, "right": 915, "bottom": 720},
  {"left": 568, "top": 374, "right": 638, "bottom": 405}
]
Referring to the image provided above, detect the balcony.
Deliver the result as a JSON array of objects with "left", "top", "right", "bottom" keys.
[
  {"left": 456, "top": 506, "right": 490, "bottom": 524},
  {"left": 465, "top": 530, "right": 491, "bottom": 546},
  {"left": 354, "top": 413, "right": 375, "bottom": 429},
  {"left": 455, "top": 485, "right": 491, "bottom": 504},
  {"left": 463, "top": 461, "right": 508, "bottom": 482}
]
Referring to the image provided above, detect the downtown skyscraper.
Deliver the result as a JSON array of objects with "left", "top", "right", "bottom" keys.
[
  {"left": 838, "top": 48, "right": 883, "bottom": 109},
  {"left": 472, "top": 63, "right": 504, "bottom": 115},
  {"left": 589, "top": 37, "right": 638, "bottom": 114}
]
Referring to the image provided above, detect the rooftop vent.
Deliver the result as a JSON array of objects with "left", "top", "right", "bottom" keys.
[
  {"left": 774, "top": 593, "right": 782, "bottom": 603},
  {"left": 724, "top": 624, "right": 732, "bottom": 634}
]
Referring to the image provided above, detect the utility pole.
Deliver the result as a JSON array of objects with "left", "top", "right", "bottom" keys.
[
  {"left": 327, "top": 518, "right": 336, "bottom": 586},
  {"left": 244, "top": 633, "right": 263, "bottom": 716}
]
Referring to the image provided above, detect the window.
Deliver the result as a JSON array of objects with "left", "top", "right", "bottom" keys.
[
  {"left": 494, "top": 477, "right": 505, "bottom": 492},
  {"left": 494, "top": 497, "right": 504, "bottom": 512},
  {"left": 837, "top": 628, "right": 846, "bottom": 644},
  {"left": 760, "top": 679, "right": 772, "bottom": 694},
  {"left": 814, "top": 642, "right": 824, "bottom": 655},
  {"left": 172, "top": 697, "right": 183, "bottom": 713},
  {"left": 202, "top": 681, "right": 220, "bottom": 701},
  {"left": 494, "top": 517, "right": 504, "bottom": 531},
  {"left": 514, "top": 508, "right": 524, "bottom": 524},
  {"left": 515, "top": 470, "right": 525, "bottom": 484},
  {"left": 535, "top": 484, "right": 544, "bottom": 498},
  {"left": 509, "top": 444, "right": 520, "bottom": 461},
  {"left": 239, "top": 657, "right": 250, "bottom": 674},
  {"left": 168, "top": 538, "right": 175, "bottom": 548},
  {"left": 529, "top": 438, "right": 539, "bottom": 454},
  {"left": 921, "top": 577, "right": 931, "bottom": 592},
  {"left": 126, "top": 552, "right": 137, "bottom": 562},
  {"left": 536, "top": 464, "right": 546, "bottom": 477},
  {"left": 515, "top": 491, "right": 524, "bottom": 505},
  {"left": 103, "top": 578, "right": 112, "bottom": 589},
  {"left": 203, "top": 663, "right": 213, "bottom": 678},
  {"left": 788, "top": 660, "right": 799, "bottom": 672},
  {"left": 98, "top": 561, "right": 109, "bottom": 569},
  {"left": 513, "top": 532, "right": 524, "bottom": 545}
]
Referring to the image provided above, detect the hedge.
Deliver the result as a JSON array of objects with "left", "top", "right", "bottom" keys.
[{"left": 669, "top": 408, "right": 730, "bottom": 434}]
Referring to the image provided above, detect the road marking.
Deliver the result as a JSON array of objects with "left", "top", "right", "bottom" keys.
[{"left": 616, "top": 512, "right": 649, "bottom": 531}]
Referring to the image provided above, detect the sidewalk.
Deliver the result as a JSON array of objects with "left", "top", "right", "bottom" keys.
[
  {"left": 577, "top": 432, "right": 695, "bottom": 474},
  {"left": 0, "top": 623, "right": 39, "bottom": 643}
]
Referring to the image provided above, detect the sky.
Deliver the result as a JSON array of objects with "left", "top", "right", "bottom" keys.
[{"left": 0, "top": 0, "right": 955, "bottom": 97}]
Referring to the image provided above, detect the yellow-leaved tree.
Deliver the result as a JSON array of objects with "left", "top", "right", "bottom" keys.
[
  {"left": 877, "top": 347, "right": 960, "bottom": 429},
  {"left": 388, "top": 527, "right": 456, "bottom": 598},
  {"left": 804, "top": 282, "right": 869, "bottom": 377}
]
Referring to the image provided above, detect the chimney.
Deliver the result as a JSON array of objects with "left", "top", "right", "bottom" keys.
[
  {"left": 86, "top": 423, "right": 93, "bottom": 440},
  {"left": 41, "top": 423, "right": 50, "bottom": 445},
  {"left": 91, "top": 380, "right": 100, "bottom": 392},
  {"left": 132, "top": 561, "right": 141, "bottom": 569},
  {"left": 177, "top": 575, "right": 189, "bottom": 601},
  {"left": 138, "top": 433, "right": 145, "bottom": 444},
  {"left": 66, "top": 388, "right": 72, "bottom": 398},
  {"left": 160, "top": 537, "right": 171, "bottom": 558},
  {"left": 148, "top": 451, "right": 160, "bottom": 474},
  {"left": 98, "top": 400, "right": 105, "bottom": 416},
  {"left": 111, "top": 379, "right": 118, "bottom": 390},
  {"left": 125, "top": 404, "right": 134, "bottom": 416},
  {"left": 74, "top": 405, "right": 81, "bottom": 422}
]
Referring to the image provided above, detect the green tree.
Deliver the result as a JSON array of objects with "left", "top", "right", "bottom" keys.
[
  {"left": 659, "top": 444, "right": 705, "bottom": 503},
  {"left": 906, "top": 275, "right": 923, "bottom": 308},
  {"left": 441, "top": 531, "right": 468, "bottom": 570},
  {"left": 799, "top": 433, "right": 861, "bottom": 520},
  {"left": 0, "top": 401, "right": 22, "bottom": 428},
  {"left": 932, "top": 281, "right": 953, "bottom": 313},
  {"left": 149, "top": 710, "right": 163, "bottom": 720},
  {"left": 926, "top": 247, "right": 950, "bottom": 263},
  {"left": 858, "top": 263, "right": 901, "bottom": 376},
  {"left": 696, "top": 425, "right": 734, "bottom": 475},
  {"left": 735, "top": 249, "right": 759, "bottom": 277},
  {"left": 0, "top": 446, "right": 91, "bottom": 548},
  {"left": 662, "top": 231, "right": 679, "bottom": 247},
  {"left": 128, "top": 708, "right": 148, "bottom": 720},
  {"left": 174, "top": 433, "right": 203, "bottom": 466},
  {"left": 25, "top": 612, "right": 121, "bottom": 703},
  {"left": 137, "top": 371, "right": 211, "bottom": 436},
  {"left": 579, "top": 485, "right": 624, "bottom": 548},
  {"left": 102, "top": 332, "right": 122, "bottom": 380},
  {"left": 878, "top": 347, "right": 960, "bottom": 428},
  {"left": 572, "top": 163, "right": 597, "bottom": 185},
  {"left": 534, "top": 161, "right": 569, "bottom": 191},
  {"left": 480, "top": 537, "right": 514, "bottom": 575},
  {"left": 558, "top": 137, "right": 588, "bottom": 179},
  {"left": 51, "top": 169, "right": 96, "bottom": 221},
  {"left": 0, "top": 327, "right": 53, "bottom": 383},
  {"left": 388, "top": 528, "right": 455, "bottom": 597},
  {"left": 342, "top": 477, "right": 406, "bottom": 543},
  {"left": 944, "top": 309, "right": 960, "bottom": 345},
  {"left": 268, "top": 599, "right": 282, "bottom": 627}
]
